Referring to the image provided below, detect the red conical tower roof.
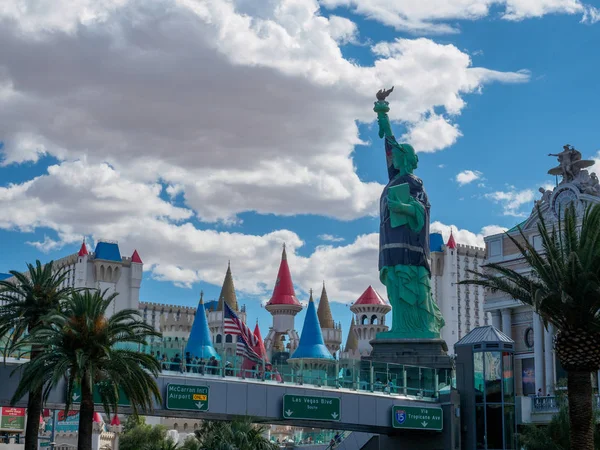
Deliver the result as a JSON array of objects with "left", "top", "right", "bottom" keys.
[
  {"left": 131, "top": 249, "right": 143, "bottom": 264},
  {"left": 354, "top": 285, "right": 388, "bottom": 306},
  {"left": 78, "top": 239, "right": 88, "bottom": 256},
  {"left": 110, "top": 415, "right": 121, "bottom": 426},
  {"left": 253, "top": 322, "right": 269, "bottom": 363},
  {"left": 447, "top": 230, "right": 457, "bottom": 249},
  {"left": 266, "top": 245, "right": 301, "bottom": 308}
]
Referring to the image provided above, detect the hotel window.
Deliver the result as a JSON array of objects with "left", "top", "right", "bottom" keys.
[{"left": 488, "top": 240, "right": 502, "bottom": 257}]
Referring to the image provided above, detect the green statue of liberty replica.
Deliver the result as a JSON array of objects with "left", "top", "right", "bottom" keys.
[{"left": 373, "top": 87, "right": 445, "bottom": 340}]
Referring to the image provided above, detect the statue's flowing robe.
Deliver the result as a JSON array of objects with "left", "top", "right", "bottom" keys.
[
  {"left": 379, "top": 172, "right": 430, "bottom": 274},
  {"left": 379, "top": 137, "right": 444, "bottom": 337}
]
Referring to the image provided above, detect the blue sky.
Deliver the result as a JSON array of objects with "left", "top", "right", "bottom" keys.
[{"left": 1, "top": 0, "right": 599, "bottom": 343}]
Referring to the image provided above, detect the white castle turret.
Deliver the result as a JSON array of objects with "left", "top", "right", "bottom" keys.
[
  {"left": 264, "top": 245, "right": 301, "bottom": 362},
  {"left": 349, "top": 286, "right": 390, "bottom": 354}
]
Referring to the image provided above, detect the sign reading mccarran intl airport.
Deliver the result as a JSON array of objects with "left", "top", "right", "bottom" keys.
[{"left": 165, "top": 384, "right": 209, "bottom": 411}]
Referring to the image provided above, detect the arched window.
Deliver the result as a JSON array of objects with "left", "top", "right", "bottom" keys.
[
  {"left": 361, "top": 315, "right": 368, "bottom": 325},
  {"left": 225, "top": 334, "right": 233, "bottom": 343},
  {"left": 183, "top": 423, "right": 188, "bottom": 431},
  {"left": 216, "top": 334, "right": 222, "bottom": 344},
  {"left": 370, "top": 315, "right": 378, "bottom": 325},
  {"left": 173, "top": 423, "right": 179, "bottom": 431}
]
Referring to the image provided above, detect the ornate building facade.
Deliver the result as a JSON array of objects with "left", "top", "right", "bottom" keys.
[{"left": 483, "top": 145, "right": 600, "bottom": 396}]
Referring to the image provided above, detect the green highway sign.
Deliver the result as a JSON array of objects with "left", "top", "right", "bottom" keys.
[
  {"left": 392, "top": 406, "right": 443, "bottom": 431},
  {"left": 282, "top": 395, "right": 341, "bottom": 421},
  {"left": 40, "top": 443, "right": 51, "bottom": 448},
  {"left": 165, "top": 384, "right": 209, "bottom": 411},
  {"left": 70, "top": 384, "right": 130, "bottom": 407}
]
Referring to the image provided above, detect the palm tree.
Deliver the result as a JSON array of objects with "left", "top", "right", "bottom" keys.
[
  {"left": 12, "top": 289, "right": 162, "bottom": 450},
  {"left": 0, "top": 260, "right": 71, "bottom": 450},
  {"left": 184, "top": 418, "right": 277, "bottom": 450},
  {"left": 460, "top": 203, "right": 600, "bottom": 450}
]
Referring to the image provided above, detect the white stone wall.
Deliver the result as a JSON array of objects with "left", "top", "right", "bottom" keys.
[{"left": 431, "top": 243, "right": 489, "bottom": 353}]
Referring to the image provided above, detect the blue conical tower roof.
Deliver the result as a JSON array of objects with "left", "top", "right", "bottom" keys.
[
  {"left": 185, "top": 292, "right": 220, "bottom": 360},
  {"left": 290, "top": 290, "right": 333, "bottom": 360}
]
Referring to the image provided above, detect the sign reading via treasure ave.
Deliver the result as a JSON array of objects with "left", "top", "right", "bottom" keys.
[
  {"left": 283, "top": 395, "right": 341, "bottom": 421},
  {"left": 166, "top": 384, "right": 209, "bottom": 411},
  {"left": 392, "top": 406, "right": 443, "bottom": 431}
]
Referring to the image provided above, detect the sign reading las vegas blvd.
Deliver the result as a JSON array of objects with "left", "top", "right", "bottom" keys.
[
  {"left": 392, "top": 406, "right": 443, "bottom": 431},
  {"left": 283, "top": 395, "right": 341, "bottom": 421},
  {"left": 165, "top": 384, "right": 209, "bottom": 411}
]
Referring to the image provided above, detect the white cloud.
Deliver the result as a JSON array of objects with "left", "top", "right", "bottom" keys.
[
  {"left": 0, "top": 1, "right": 529, "bottom": 222},
  {"left": 582, "top": 5, "right": 600, "bottom": 23},
  {"left": 401, "top": 113, "right": 462, "bottom": 153},
  {"left": 0, "top": 159, "right": 503, "bottom": 302},
  {"left": 318, "top": 234, "right": 345, "bottom": 242},
  {"left": 430, "top": 221, "right": 508, "bottom": 247},
  {"left": 327, "top": 15, "right": 359, "bottom": 44},
  {"left": 456, "top": 169, "right": 483, "bottom": 185},
  {"left": 319, "top": 0, "right": 598, "bottom": 33},
  {"left": 484, "top": 188, "right": 535, "bottom": 217}
]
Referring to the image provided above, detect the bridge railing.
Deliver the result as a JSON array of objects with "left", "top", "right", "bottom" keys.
[
  {"left": 1, "top": 345, "right": 451, "bottom": 401},
  {"left": 147, "top": 345, "right": 450, "bottom": 400},
  {"left": 531, "top": 394, "right": 600, "bottom": 413}
]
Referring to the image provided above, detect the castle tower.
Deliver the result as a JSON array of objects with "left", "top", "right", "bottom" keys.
[
  {"left": 185, "top": 292, "right": 220, "bottom": 361},
  {"left": 93, "top": 240, "right": 125, "bottom": 316},
  {"left": 253, "top": 321, "right": 268, "bottom": 362},
  {"left": 129, "top": 249, "right": 143, "bottom": 314},
  {"left": 440, "top": 231, "right": 459, "bottom": 348},
  {"left": 350, "top": 286, "right": 391, "bottom": 354},
  {"left": 317, "top": 283, "right": 342, "bottom": 357},
  {"left": 288, "top": 290, "right": 334, "bottom": 373},
  {"left": 207, "top": 263, "right": 247, "bottom": 358},
  {"left": 75, "top": 239, "right": 89, "bottom": 287},
  {"left": 339, "top": 317, "right": 360, "bottom": 360},
  {"left": 264, "top": 245, "right": 302, "bottom": 361}
]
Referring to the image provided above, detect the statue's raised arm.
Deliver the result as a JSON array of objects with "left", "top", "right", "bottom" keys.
[{"left": 373, "top": 87, "right": 394, "bottom": 139}]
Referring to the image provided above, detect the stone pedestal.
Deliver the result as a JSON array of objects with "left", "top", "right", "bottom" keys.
[{"left": 363, "top": 338, "right": 453, "bottom": 369}]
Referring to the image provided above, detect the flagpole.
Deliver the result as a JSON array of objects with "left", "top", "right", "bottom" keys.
[{"left": 221, "top": 301, "right": 225, "bottom": 376}]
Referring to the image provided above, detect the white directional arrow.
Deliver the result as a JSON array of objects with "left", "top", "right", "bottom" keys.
[
  {"left": 195, "top": 402, "right": 204, "bottom": 409},
  {"left": 421, "top": 421, "right": 428, "bottom": 428},
  {"left": 72, "top": 393, "right": 80, "bottom": 402},
  {"left": 331, "top": 412, "right": 339, "bottom": 419},
  {"left": 285, "top": 409, "right": 294, "bottom": 417}
]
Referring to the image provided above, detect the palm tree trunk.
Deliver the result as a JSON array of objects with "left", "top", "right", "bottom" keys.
[
  {"left": 568, "top": 370, "right": 594, "bottom": 450},
  {"left": 77, "top": 379, "right": 95, "bottom": 450},
  {"left": 23, "top": 384, "right": 42, "bottom": 450}
]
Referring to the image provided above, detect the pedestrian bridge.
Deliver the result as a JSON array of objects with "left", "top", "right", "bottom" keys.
[{"left": 0, "top": 358, "right": 459, "bottom": 449}]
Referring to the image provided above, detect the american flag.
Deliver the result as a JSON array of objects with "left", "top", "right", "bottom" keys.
[
  {"left": 236, "top": 333, "right": 262, "bottom": 362},
  {"left": 223, "top": 302, "right": 260, "bottom": 360}
]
